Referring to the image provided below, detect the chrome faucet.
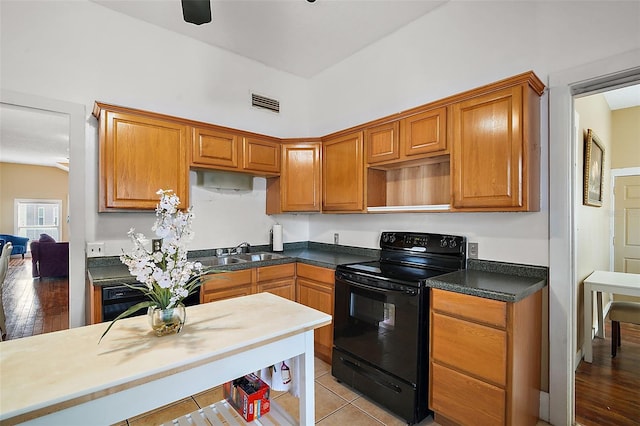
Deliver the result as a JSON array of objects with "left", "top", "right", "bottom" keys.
[{"left": 233, "top": 242, "right": 251, "bottom": 254}]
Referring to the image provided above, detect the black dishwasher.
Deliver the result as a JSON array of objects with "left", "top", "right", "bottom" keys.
[{"left": 101, "top": 284, "right": 200, "bottom": 322}]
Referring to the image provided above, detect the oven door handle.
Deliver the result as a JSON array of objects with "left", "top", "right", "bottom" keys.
[{"left": 339, "top": 278, "right": 417, "bottom": 296}]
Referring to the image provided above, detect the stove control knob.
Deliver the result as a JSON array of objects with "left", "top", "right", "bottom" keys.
[
  {"left": 440, "top": 237, "right": 448, "bottom": 248},
  {"left": 382, "top": 234, "right": 389, "bottom": 243},
  {"left": 389, "top": 234, "right": 396, "bottom": 243},
  {"left": 448, "top": 239, "right": 457, "bottom": 249}
]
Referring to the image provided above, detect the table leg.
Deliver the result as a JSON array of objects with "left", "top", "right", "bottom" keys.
[
  {"left": 299, "top": 330, "right": 315, "bottom": 425},
  {"left": 596, "top": 291, "right": 605, "bottom": 338},
  {"left": 584, "top": 283, "right": 593, "bottom": 363}
]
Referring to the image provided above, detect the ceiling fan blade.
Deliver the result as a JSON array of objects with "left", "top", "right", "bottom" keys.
[{"left": 182, "top": 0, "right": 212, "bottom": 25}]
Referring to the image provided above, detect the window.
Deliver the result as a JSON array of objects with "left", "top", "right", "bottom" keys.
[{"left": 15, "top": 199, "right": 63, "bottom": 243}]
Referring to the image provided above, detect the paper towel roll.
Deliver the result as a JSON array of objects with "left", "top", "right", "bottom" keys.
[{"left": 272, "top": 224, "right": 283, "bottom": 252}]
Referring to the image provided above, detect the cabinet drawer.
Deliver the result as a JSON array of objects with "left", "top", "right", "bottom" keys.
[
  {"left": 432, "top": 288, "right": 506, "bottom": 328},
  {"left": 432, "top": 312, "right": 507, "bottom": 386},
  {"left": 256, "top": 263, "right": 295, "bottom": 282},
  {"left": 296, "top": 263, "right": 334, "bottom": 284},
  {"left": 202, "top": 270, "right": 252, "bottom": 291},
  {"left": 431, "top": 362, "right": 505, "bottom": 426}
]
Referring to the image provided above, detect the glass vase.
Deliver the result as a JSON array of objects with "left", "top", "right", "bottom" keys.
[{"left": 147, "top": 304, "right": 186, "bottom": 336}]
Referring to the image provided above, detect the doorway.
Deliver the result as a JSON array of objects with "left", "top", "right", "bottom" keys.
[
  {"left": 613, "top": 174, "right": 640, "bottom": 274},
  {"left": 0, "top": 90, "right": 86, "bottom": 327},
  {"left": 548, "top": 49, "right": 640, "bottom": 425}
]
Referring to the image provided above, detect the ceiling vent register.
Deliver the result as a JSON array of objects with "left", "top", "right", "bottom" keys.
[{"left": 252, "top": 93, "right": 280, "bottom": 113}]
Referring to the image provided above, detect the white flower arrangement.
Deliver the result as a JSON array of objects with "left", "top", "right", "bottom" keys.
[{"left": 100, "top": 189, "right": 209, "bottom": 342}]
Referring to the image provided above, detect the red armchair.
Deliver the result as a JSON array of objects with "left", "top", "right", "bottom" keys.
[{"left": 30, "top": 235, "right": 69, "bottom": 278}]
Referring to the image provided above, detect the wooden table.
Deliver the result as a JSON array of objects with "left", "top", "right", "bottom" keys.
[
  {"left": 0, "top": 293, "right": 331, "bottom": 425},
  {"left": 583, "top": 270, "right": 640, "bottom": 363}
]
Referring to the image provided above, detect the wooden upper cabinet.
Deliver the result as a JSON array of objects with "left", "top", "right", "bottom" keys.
[
  {"left": 401, "top": 107, "right": 447, "bottom": 157},
  {"left": 281, "top": 142, "right": 321, "bottom": 212},
  {"left": 322, "top": 131, "right": 364, "bottom": 212},
  {"left": 365, "top": 121, "right": 400, "bottom": 164},
  {"left": 451, "top": 81, "right": 540, "bottom": 211},
  {"left": 243, "top": 137, "right": 280, "bottom": 173},
  {"left": 191, "top": 127, "right": 240, "bottom": 169},
  {"left": 365, "top": 107, "right": 446, "bottom": 167},
  {"left": 94, "top": 103, "right": 190, "bottom": 211}
]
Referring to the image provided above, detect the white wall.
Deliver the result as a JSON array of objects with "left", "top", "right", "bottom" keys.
[
  {"left": 573, "top": 95, "right": 613, "bottom": 351},
  {"left": 305, "top": 1, "right": 640, "bottom": 266}
]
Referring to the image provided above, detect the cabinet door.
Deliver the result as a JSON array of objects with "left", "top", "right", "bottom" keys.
[
  {"left": 192, "top": 127, "right": 240, "bottom": 169},
  {"left": 451, "top": 86, "right": 525, "bottom": 209},
  {"left": 365, "top": 121, "right": 400, "bottom": 164},
  {"left": 297, "top": 277, "right": 334, "bottom": 362},
  {"left": 281, "top": 143, "right": 321, "bottom": 212},
  {"left": 99, "top": 110, "right": 190, "bottom": 211},
  {"left": 322, "top": 131, "right": 364, "bottom": 212},
  {"left": 243, "top": 137, "right": 280, "bottom": 173},
  {"left": 401, "top": 107, "right": 447, "bottom": 157}
]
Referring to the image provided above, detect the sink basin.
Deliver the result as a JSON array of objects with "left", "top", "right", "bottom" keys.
[
  {"left": 235, "top": 252, "right": 287, "bottom": 262},
  {"left": 209, "top": 256, "right": 247, "bottom": 266}
]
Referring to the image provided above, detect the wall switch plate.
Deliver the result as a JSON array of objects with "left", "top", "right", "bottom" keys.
[
  {"left": 87, "top": 242, "right": 105, "bottom": 257},
  {"left": 334, "top": 233, "right": 339, "bottom": 245},
  {"left": 468, "top": 242, "right": 478, "bottom": 259}
]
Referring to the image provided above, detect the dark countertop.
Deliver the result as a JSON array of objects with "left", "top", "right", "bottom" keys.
[
  {"left": 88, "top": 245, "right": 378, "bottom": 287},
  {"left": 427, "top": 260, "right": 547, "bottom": 303},
  {"left": 87, "top": 243, "right": 547, "bottom": 303}
]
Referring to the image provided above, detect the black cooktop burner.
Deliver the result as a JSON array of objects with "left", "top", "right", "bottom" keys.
[
  {"left": 336, "top": 232, "right": 466, "bottom": 286},
  {"left": 339, "top": 261, "right": 450, "bottom": 283}
]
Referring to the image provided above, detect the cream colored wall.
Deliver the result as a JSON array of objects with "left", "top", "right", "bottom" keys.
[
  {"left": 574, "top": 94, "right": 612, "bottom": 353},
  {"left": 611, "top": 106, "right": 640, "bottom": 169},
  {"left": 0, "top": 162, "right": 69, "bottom": 242}
]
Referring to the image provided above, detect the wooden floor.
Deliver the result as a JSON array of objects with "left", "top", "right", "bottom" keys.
[
  {"left": 2, "top": 258, "right": 638, "bottom": 425},
  {"left": 2, "top": 257, "right": 68, "bottom": 339},
  {"left": 575, "top": 320, "right": 640, "bottom": 426}
]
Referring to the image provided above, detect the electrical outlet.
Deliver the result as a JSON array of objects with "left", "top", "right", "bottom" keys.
[
  {"left": 87, "top": 242, "right": 105, "bottom": 257},
  {"left": 468, "top": 242, "right": 479, "bottom": 259},
  {"left": 334, "top": 233, "right": 339, "bottom": 245}
]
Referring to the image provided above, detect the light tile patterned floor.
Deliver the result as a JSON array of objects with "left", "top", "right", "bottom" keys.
[{"left": 120, "top": 358, "right": 436, "bottom": 425}]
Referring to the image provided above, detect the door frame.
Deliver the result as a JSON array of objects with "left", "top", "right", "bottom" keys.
[
  {"left": 610, "top": 168, "right": 640, "bottom": 270},
  {"left": 548, "top": 48, "right": 640, "bottom": 425},
  {"left": 0, "top": 90, "right": 86, "bottom": 328}
]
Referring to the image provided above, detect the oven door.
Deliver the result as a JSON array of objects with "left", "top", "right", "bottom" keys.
[{"left": 333, "top": 271, "right": 427, "bottom": 384}]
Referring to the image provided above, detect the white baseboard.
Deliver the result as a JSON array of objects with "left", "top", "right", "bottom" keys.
[{"left": 539, "top": 391, "right": 550, "bottom": 423}]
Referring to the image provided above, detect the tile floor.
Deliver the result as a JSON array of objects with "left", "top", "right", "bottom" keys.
[
  {"left": 117, "top": 358, "right": 553, "bottom": 426},
  {"left": 118, "top": 358, "right": 436, "bottom": 425}
]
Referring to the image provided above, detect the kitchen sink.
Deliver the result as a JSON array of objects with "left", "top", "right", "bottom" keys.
[
  {"left": 208, "top": 256, "right": 247, "bottom": 266},
  {"left": 234, "top": 252, "right": 288, "bottom": 262}
]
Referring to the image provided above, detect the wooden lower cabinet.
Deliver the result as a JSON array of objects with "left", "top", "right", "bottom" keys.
[
  {"left": 429, "top": 288, "right": 542, "bottom": 426},
  {"left": 201, "top": 270, "right": 253, "bottom": 303},
  {"left": 256, "top": 263, "right": 295, "bottom": 301},
  {"left": 296, "top": 263, "right": 335, "bottom": 363},
  {"left": 201, "top": 264, "right": 296, "bottom": 304}
]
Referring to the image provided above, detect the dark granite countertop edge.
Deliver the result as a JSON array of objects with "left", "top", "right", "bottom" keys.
[{"left": 426, "top": 275, "right": 546, "bottom": 303}]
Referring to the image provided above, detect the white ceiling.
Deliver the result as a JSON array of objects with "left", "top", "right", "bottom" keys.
[
  {"left": 91, "top": 0, "right": 447, "bottom": 78},
  {"left": 0, "top": 104, "right": 70, "bottom": 170},
  {"left": 603, "top": 84, "right": 640, "bottom": 110}
]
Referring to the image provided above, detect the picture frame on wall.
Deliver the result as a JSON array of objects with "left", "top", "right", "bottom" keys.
[{"left": 583, "top": 129, "right": 605, "bottom": 207}]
